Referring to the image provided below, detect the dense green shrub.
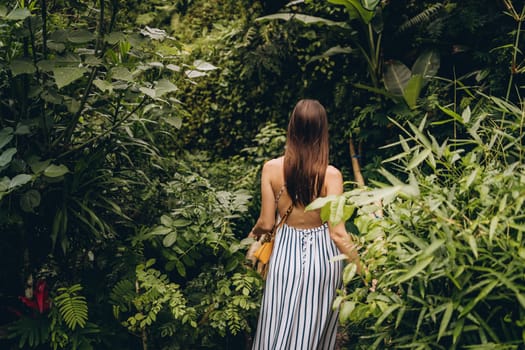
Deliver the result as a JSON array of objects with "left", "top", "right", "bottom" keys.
[{"left": 315, "top": 93, "right": 525, "bottom": 348}]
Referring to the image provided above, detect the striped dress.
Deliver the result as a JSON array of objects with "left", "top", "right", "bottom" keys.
[{"left": 252, "top": 222, "right": 343, "bottom": 350}]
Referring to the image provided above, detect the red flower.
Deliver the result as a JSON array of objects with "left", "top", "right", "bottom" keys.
[{"left": 19, "top": 280, "right": 50, "bottom": 314}]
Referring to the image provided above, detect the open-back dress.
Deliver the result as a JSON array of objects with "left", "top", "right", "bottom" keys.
[{"left": 252, "top": 200, "right": 343, "bottom": 349}]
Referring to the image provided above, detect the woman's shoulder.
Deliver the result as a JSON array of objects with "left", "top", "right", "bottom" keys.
[
  {"left": 326, "top": 165, "right": 342, "bottom": 179},
  {"left": 263, "top": 156, "right": 284, "bottom": 170}
]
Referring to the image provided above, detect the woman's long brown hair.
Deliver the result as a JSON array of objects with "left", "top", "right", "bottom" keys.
[{"left": 284, "top": 99, "right": 329, "bottom": 207}]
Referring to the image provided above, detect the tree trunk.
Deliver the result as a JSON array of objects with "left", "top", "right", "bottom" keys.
[{"left": 349, "top": 138, "right": 365, "bottom": 187}]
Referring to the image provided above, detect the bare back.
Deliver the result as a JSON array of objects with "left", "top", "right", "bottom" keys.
[{"left": 264, "top": 156, "right": 344, "bottom": 229}]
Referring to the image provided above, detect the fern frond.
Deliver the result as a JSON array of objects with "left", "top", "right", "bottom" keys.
[
  {"left": 53, "top": 284, "right": 88, "bottom": 330},
  {"left": 398, "top": 3, "right": 444, "bottom": 33},
  {"left": 8, "top": 316, "right": 50, "bottom": 348},
  {"left": 110, "top": 279, "right": 136, "bottom": 310}
]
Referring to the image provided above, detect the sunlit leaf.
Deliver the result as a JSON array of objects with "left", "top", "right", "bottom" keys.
[
  {"left": 44, "top": 164, "right": 69, "bottom": 177},
  {"left": 438, "top": 301, "right": 454, "bottom": 340},
  {"left": 397, "top": 256, "right": 433, "bottom": 283},
  {"left": 402, "top": 74, "right": 423, "bottom": 109},
  {"left": 193, "top": 60, "right": 217, "bottom": 71},
  {"left": 0, "top": 147, "right": 16, "bottom": 167},
  {"left": 9, "top": 174, "right": 32, "bottom": 189},
  {"left": 53, "top": 67, "right": 88, "bottom": 89},
  {"left": 10, "top": 59, "right": 36, "bottom": 76}
]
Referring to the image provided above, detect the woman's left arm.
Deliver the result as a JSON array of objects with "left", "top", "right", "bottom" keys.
[{"left": 249, "top": 161, "right": 278, "bottom": 237}]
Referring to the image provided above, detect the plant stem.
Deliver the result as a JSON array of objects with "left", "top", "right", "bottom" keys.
[{"left": 61, "top": 0, "right": 106, "bottom": 147}]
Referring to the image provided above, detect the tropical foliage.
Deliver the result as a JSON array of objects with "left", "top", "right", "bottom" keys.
[{"left": 0, "top": 0, "right": 523, "bottom": 349}]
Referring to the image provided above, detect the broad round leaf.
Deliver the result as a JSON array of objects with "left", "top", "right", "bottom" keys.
[
  {"left": 44, "top": 164, "right": 69, "bottom": 178},
  {"left": 0, "top": 147, "right": 17, "bottom": 167},
  {"left": 9, "top": 174, "right": 32, "bottom": 189},
  {"left": 20, "top": 189, "right": 41, "bottom": 212},
  {"left": 10, "top": 59, "right": 36, "bottom": 77}
]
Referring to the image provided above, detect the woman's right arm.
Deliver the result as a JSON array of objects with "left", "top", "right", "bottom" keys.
[{"left": 325, "top": 166, "right": 361, "bottom": 272}]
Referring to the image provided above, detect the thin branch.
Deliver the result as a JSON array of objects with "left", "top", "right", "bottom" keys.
[
  {"left": 60, "top": 0, "right": 106, "bottom": 147},
  {"left": 58, "top": 97, "right": 148, "bottom": 159}
]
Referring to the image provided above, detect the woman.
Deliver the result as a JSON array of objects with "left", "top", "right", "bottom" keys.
[{"left": 249, "top": 99, "right": 360, "bottom": 349}]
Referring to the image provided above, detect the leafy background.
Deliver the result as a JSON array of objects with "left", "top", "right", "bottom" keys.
[{"left": 0, "top": 0, "right": 523, "bottom": 349}]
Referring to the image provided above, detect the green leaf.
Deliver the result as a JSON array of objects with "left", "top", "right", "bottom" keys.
[
  {"left": 185, "top": 70, "right": 207, "bottom": 79},
  {"left": 306, "top": 195, "right": 338, "bottom": 211},
  {"left": 343, "top": 262, "right": 357, "bottom": 285},
  {"left": 28, "top": 158, "right": 51, "bottom": 174},
  {"left": 339, "top": 301, "right": 356, "bottom": 323},
  {"left": 193, "top": 60, "right": 217, "bottom": 71},
  {"left": 438, "top": 105, "right": 463, "bottom": 124},
  {"left": 0, "top": 129, "right": 13, "bottom": 149},
  {"left": 93, "top": 79, "right": 114, "bottom": 93},
  {"left": 162, "top": 231, "right": 178, "bottom": 247},
  {"left": 329, "top": 195, "right": 350, "bottom": 225},
  {"left": 328, "top": 0, "right": 376, "bottom": 23},
  {"left": 308, "top": 45, "right": 353, "bottom": 63},
  {"left": 461, "top": 106, "right": 472, "bottom": 123},
  {"left": 110, "top": 67, "right": 134, "bottom": 82},
  {"left": 407, "top": 148, "right": 431, "bottom": 170},
  {"left": 44, "top": 164, "right": 69, "bottom": 177},
  {"left": 154, "top": 79, "right": 177, "bottom": 98},
  {"left": 104, "top": 31, "right": 126, "bottom": 44},
  {"left": 459, "top": 280, "right": 498, "bottom": 318},
  {"left": 10, "top": 59, "right": 36, "bottom": 76},
  {"left": 67, "top": 29, "right": 95, "bottom": 43},
  {"left": 54, "top": 284, "right": 88, "bottom": 330},
  {"left": 397, "top": 256, "right": 433, "bottom": 283},
  {"left": 5, "top": 8, "right": 31, "bottom": 21},
  {"left": 174, "top": 258, "right": 186, "bottom": 277},
  {"left": 163, "top": 115, "right": 182, "bottom": 129},
  {"left": 411, "top": 50, "right": 440, "bottom": 83},
  {"left": 402, "top": 74, "right": 424, "bottom": 109},
  {"left": 438, "top": 301, "right": 454, "bottom": 340},
  {"left": 420, "top": 239, "right": 445, "bottom": 259},
  {"left": 256, "top": 13, "right": 348, "bottom": 27},
  {"left": 467, "top": 234, "right": 478, "bottom": 259},
  {"left": 452, "top": 317, "right": 464, "bottom": 344},
  {"left": 375, "top": 304, "right": 401, "bottom": 327},
  {"left": 139, "top": 87, "right": 156, "bottom": 99},
  {"left": 20, "top": 189, "right": 41, "bottom": 212},
  {"left": 53, "top": 67, "right": 88, "bottom": 89},
  {"left": 9, "top": 174, "right": 32, "bottom": 189},
  {"left": 383, "top": 60, "right": 411, "bottom": 95},
  {"left": 0, "top": 147, "right": 16, "bottom": 166}
]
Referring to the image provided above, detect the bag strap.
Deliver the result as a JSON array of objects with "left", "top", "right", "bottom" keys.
[
  {"left": 275, "top": 184, "right": 286, "bottom": 204},
  {"left": 267, "top": 204, "right": 293, "bottom": 240}
]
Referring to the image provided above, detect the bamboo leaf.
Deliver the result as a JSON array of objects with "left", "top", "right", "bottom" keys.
[
  {"left": 438, "top": 301, "right": 454, "bottom": 340},
  {"left": 407, "top": 148, "right": 431, "bottom": 170},
  {"left": 459, "top": 280, "right": 498, "bottom": 318},
  {"left": 375, "top": 304, "right": 401, "bottom": 328},
  {"left": 397, "top": 256, "right": 433, "bottom": 283}
]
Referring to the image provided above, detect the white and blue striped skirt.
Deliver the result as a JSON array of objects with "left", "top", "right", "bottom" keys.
[{"left": 252, "top": 223, "right": 343, "bottom": 350}]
